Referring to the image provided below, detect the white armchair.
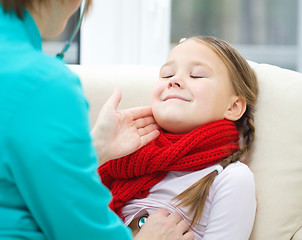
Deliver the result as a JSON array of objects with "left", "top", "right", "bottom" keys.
[{"left": 69, "top": 62, "right": 302, "bottom": 240}]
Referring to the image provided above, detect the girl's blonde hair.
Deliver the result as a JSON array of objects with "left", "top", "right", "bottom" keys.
[{"left": 173, "top": 36, "right": 258, "bottom": 227}]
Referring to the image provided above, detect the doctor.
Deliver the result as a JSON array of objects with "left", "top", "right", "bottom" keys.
[{"left": 0, "top": 0, "right": 193, "bottom": 240}]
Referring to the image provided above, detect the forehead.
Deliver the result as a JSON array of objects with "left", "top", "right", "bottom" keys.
[{"left": 167, "top": 39, "right": 225, "bottom": 69}]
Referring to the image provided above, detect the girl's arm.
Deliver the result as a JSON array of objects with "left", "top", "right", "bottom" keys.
[{"left": 203, "top": 163, "right": 256, "bottom": 240}]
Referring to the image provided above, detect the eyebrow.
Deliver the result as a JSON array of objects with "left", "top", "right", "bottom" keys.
[
  {"left": 190, "top": 61, "right": 214, "bottom": 73},
  {"left": 160, "top": 61, "right": 175, "bottom": 71}
]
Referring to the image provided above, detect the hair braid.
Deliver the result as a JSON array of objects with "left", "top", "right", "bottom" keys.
[
  {"left": 240, "top": 108, "right": 256, "bottom": 150},
  {"left": 221, "top": 105, "right": 256, "bottom": 168}
]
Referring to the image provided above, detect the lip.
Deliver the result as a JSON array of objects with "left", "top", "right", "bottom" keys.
[{"left": 162, "top": 95, "right": 191, "bottom": 102}]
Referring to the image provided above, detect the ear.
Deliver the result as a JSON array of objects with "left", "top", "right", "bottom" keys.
[{"left": 224, "top": 96, "right": 246, "bottom": 121}]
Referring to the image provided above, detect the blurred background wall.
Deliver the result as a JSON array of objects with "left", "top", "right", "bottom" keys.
[{"left": 43, "top": 0, "right": 302, "bottom": 72}]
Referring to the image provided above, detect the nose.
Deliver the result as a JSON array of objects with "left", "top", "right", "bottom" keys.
[{"left": 168, "top": 77, "right": 182, "bottom": 89}]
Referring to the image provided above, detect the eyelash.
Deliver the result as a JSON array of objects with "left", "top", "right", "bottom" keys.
[
  {"left": 161, "top": 75, "right": 204, "bottom": 79},
  {"left": 162, "top": 75, "right": 174, "bottom": 78}
]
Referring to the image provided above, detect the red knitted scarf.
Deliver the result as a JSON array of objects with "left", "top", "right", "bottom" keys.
[{"left": 98, "top": 119, "right": 239, "bottom": 219}]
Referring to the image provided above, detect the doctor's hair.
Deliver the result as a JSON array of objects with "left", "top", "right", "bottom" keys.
[
  {"left": 173, "top": 36, "right": 258, "bottom": 227},
  {"left": 0, "top": 0, "right": 92, "bottom": 19}
]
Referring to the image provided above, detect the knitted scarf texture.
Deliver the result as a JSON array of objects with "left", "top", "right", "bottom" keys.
[{"left": 98, "top": 119, "right": 239, "bottom": 219}]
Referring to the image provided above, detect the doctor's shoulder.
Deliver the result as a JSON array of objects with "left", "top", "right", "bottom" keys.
[
  {"left": 17, "top": 49, "right": 85, "bottom": 104},
  {"left": 27, "top": 50, "right": 80, "bottom": 88}
]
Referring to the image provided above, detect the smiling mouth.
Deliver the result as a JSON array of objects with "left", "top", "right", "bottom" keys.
[{"left": 162, "top": 95, "right": 191, "bottom": 102}]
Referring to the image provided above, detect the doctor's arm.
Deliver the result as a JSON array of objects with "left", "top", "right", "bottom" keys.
[{"left": 9, "top": 73, "right": 132, "bottom": 240}]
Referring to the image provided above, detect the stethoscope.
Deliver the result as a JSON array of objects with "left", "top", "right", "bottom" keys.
[{"left": 56, "top": 0, "right": 88, "bottom": 60}]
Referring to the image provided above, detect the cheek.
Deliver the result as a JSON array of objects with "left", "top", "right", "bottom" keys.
[
  {"left": 193, "top": 81, "right": 221, "bottom": 101},
  {"left": 191, "top": 84, "right": 208, "bottom": 103},
  {"left": 151, "top": 82, "right": 164, "bottom": 102}
]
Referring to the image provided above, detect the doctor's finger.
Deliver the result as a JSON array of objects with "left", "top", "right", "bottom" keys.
[
  {"left": 138, "top": 129, "right": 160, "bottom": 148},
  {"left": 167, "top": 212, "right": 183, "bottom": 224},
  {"left": 135, "top": 116, "right": 157, "bottom": 128},
  {"left": 176, "top": 220, "right": 191, "bottom": 236},
  {"left": 129, "top": 106, "right": 153, "bottom": 120},
  {"left": 181, "top": 231, "right": 195, "bottom": 240},
  {"left": 138, "top": 123, "right": 160, "bottom": 136},
  {"left": 103, "top": 88, "right": 122, "bottom": 110}
]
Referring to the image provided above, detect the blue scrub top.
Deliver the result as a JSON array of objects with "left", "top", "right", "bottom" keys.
[{"left": 0, "top": 5, "right": 132, "bottom": 240}]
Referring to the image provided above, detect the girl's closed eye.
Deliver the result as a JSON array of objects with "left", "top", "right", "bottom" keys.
[
  {"left": 190, "top": 75, "right": 204, "bottom": 79},
  {"left": 162, "top": 74, "right": 174, "bottom": 78},
  {"left": 160, "top": 69, "right": 175, "bottom": 79},
  {"left": 190, "top": 69, "right": 208, "bottom": 79},
  {"left": 159, "top": 64, "right": 175, "bottom": 79},
  {"left": 190, "top": 73, "right": 206, "bottom": 79}
]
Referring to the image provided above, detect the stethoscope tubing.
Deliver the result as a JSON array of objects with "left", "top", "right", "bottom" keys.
[{"left": 56, "top": 0, "right": 88, "bottom": 60}]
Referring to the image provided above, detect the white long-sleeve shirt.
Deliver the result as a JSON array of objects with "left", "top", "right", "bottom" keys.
[{"left": 122, "top": 161, "right": 256, "bottom": 240}]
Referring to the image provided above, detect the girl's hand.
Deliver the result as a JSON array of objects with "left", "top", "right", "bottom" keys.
[
  {"left": 134, "top": 209, "right": 194, "bottom": 240},
  {"left": 91, "top": 88, "right": 160, "bottom": 165}
]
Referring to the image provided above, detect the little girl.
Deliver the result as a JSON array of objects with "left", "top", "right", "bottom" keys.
[{"left": 98, "top": 36, "right": 258, "bottom": 239}]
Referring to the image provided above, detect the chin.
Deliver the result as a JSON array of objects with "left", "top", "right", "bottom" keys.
[
  {"left": 153, "top": 106, "right": 198, "bottom": 133},
  {"left": 156, "top": 118, "right": 193, "bottom": 134},
  {"left": 161, "top": 125, "right": 194, "bottom": 134}
]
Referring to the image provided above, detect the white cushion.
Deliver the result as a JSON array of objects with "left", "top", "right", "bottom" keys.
[{"left": 247, "top": 62, "right": 302, "bottom": 240}]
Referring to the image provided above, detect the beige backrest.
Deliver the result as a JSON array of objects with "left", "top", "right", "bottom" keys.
[
  {"left": 246, "top": 62, "right": 302, "bottom": 240},
  {"left": 69, "top": 65, "right": 159, "bottom": 126},
  {"left": 69, "top": 63, "right": 302, "bottom": 240}
]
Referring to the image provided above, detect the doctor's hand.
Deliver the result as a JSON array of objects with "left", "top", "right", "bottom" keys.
[
  {"left": 134, "top": 209, "right": 194, "bottom": 240},
  {"left": 91, "top": 88, "right": 160, "bottom": 165}
]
